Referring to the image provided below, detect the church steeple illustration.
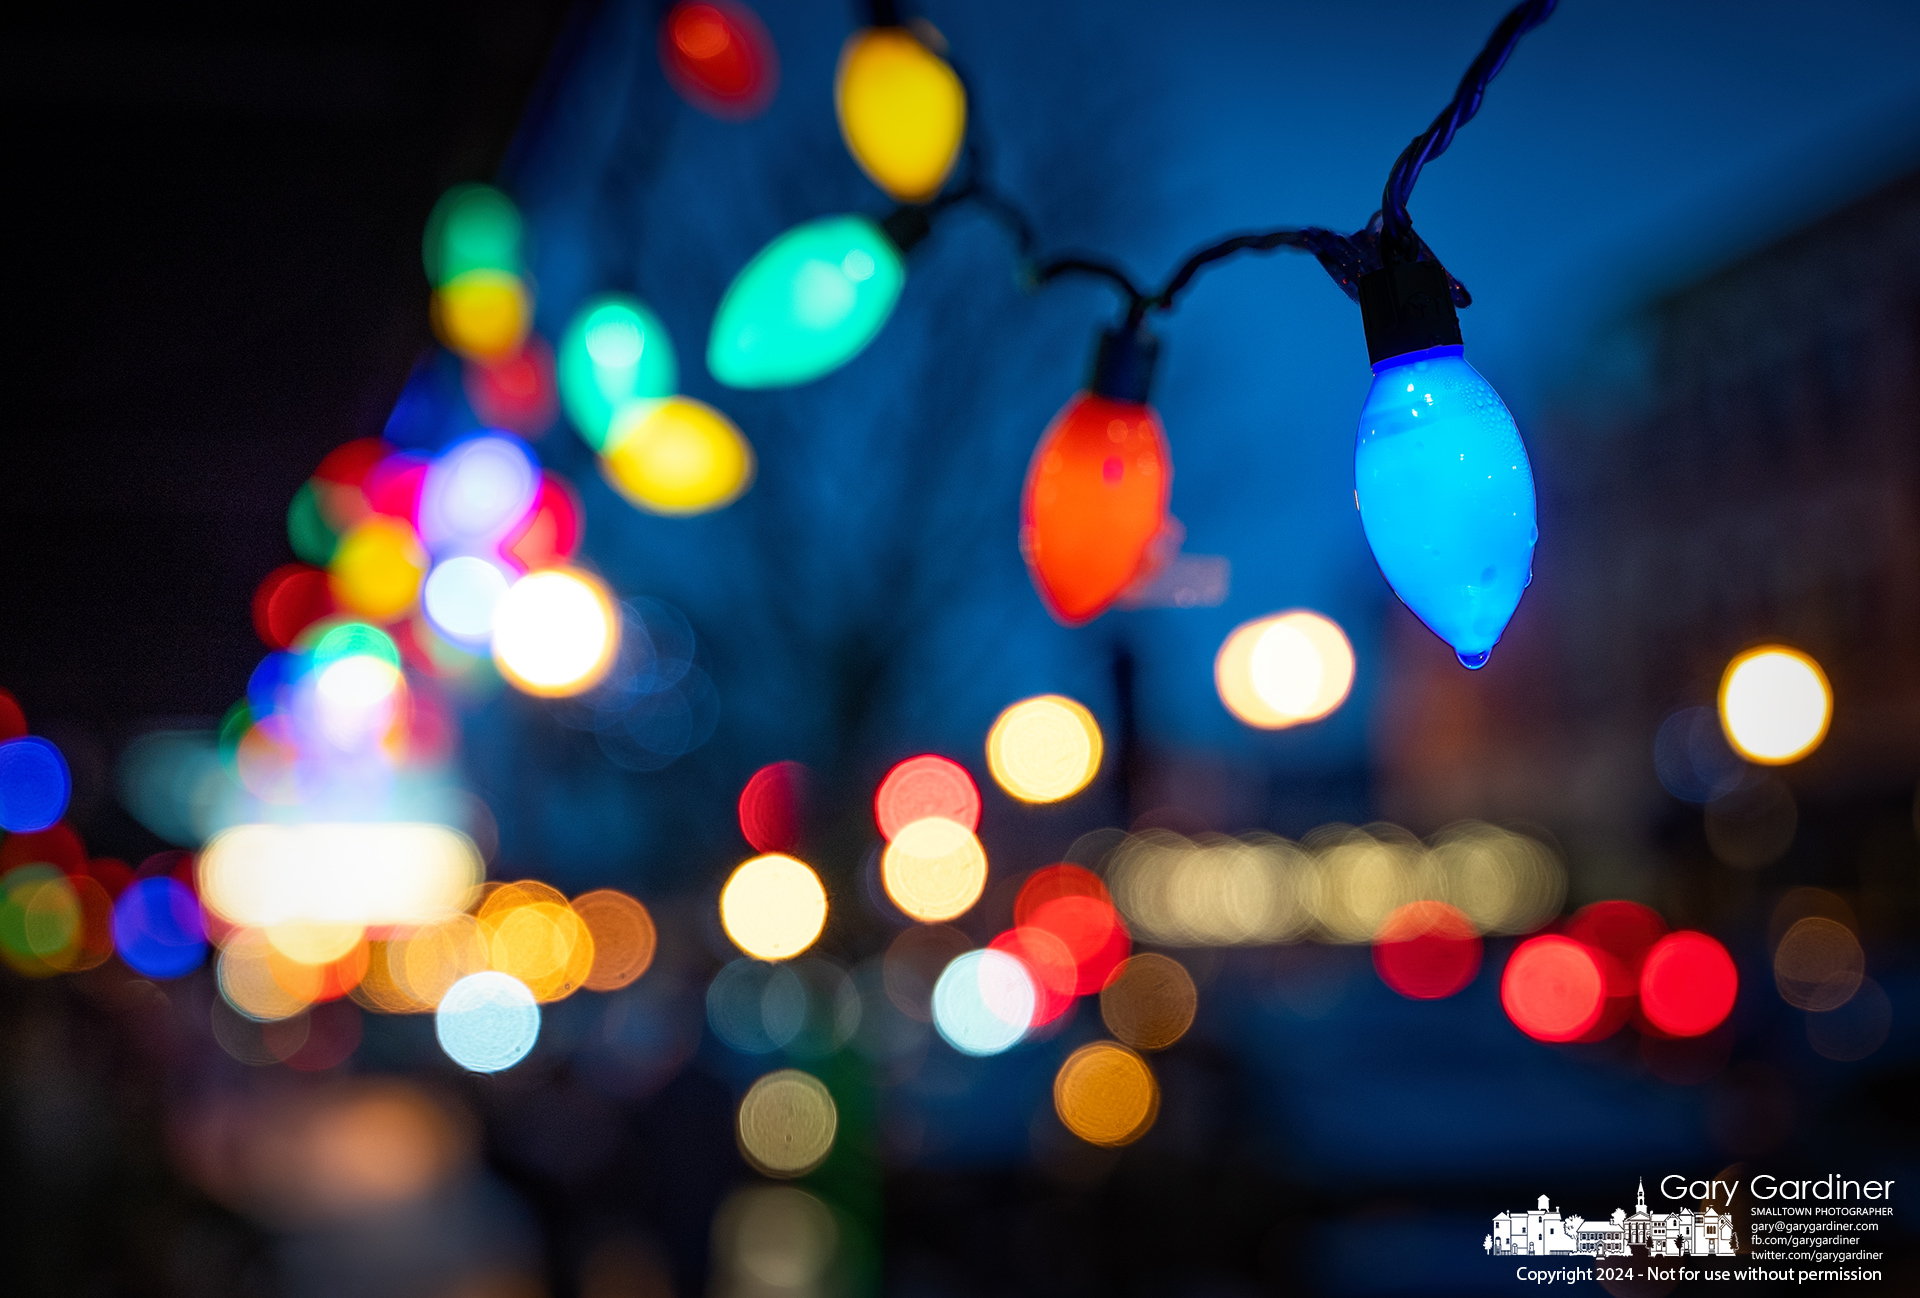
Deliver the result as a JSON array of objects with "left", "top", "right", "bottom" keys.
[{"left": 1636, "top": 1179, "right": 1647, "bottom": 1213}]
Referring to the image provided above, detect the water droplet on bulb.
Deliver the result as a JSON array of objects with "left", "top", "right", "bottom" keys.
[{"left": 1456, "top": 649, "right": 1490, "bottom": 670}]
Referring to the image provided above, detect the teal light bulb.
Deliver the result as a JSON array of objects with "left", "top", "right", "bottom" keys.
[
  {"left": 558, "top": 295, "right": 679, "bottom": 451},
  {"left": 707, "top": 214, "right": 905, "bottom": 388},
  {"left": 1355, "top": 344, "right": 1536, "bottom": 669}
]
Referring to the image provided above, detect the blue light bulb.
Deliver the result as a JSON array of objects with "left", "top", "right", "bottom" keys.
[{"left": 1355, "top": 343, "right": 1536, "bottom": 669}]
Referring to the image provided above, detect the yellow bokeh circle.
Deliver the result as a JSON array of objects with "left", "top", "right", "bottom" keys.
[
  {"left": 491, "top": 567, "right": 619, "bottom": 697},
  {"left": 720, "top": 854, "right": 829, "bottom": 961},
  {"left": 834, "top": 27, "right": 967, "bottom": 203},
  {"left": 329, "top": 517, "right": 428, "bottom": 622},
  {"left": 601, "top": 396, "right": 755, "bottom": 516},
  {"left": 1053, "top": 1041, "right": 1159, "bottom": 1147},
  {"left": 1719, "top": 646, "right": 1831, "bottom": 765},
  {"left": 737, "top": 1068, "right": 838, "bottom": 1178},
  {"left": 985, "top": 694, "right": 1102, "bottom": 803},
  {"left": 432, "top": 269, "right": 531, "bottom": 361},
  {"left": 881, "top": 816, "right": 988, "bottom": 922},
  {"left": 1215, "top": 610, "right": 1355, "bottom": 729}
]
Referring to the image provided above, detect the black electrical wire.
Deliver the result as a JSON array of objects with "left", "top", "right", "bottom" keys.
[
  {"left": 941, "top": 0, "right": 1553, "bottom": 331},
  {"left": 1379, "top": 0, "right": 1558, "bottom": 263}
]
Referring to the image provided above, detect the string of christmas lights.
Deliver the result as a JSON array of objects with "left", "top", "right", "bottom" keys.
[{"left": 693, "top": 0, "right": 1555, "bottom": 664}]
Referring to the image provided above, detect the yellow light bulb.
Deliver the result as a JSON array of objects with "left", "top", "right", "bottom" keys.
[
  {"left": 600, "top": 396, "right": 755, "bottom": 515},
  {"left": 431, "top": 269, "right": 532, "bottom": 361},
  {"left": 834, "top": 27, "right": 966, "bottom": 203}
]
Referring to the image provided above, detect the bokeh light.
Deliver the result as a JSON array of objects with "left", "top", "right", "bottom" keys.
[
  {"left": 218, "top": 929, "right": 315, "bottom": 1021},
  {"left": 881, "top": 816, "right": 988, "bottom": 922},
  {"left": 491, "top": 567, "right": 619, "bottom": 697},
  {"left": 1653, "top": 705, "right": 1747, "bottom": 803},
  {"left": 1719, "top": 646, "right": 1831, "bottom": 765},
  {"left": 112, "top": 876, "right": 207, "bottom": 979},
  {"left": 985, "top": 694, "right": 1102, "bottom": 803},
  {"left": 1501, "top": 935, "right": 1604, "bottom": 1042},
  {"left": 422, "top": 555, "right": 512, "bottom": 643},
  {"left": 479, "top": 889, "right": 594, "bottom": 1003},
  {"left": 253, "top": 564, "right": 336, "bottom": 650},
  {"left": 931, "top": 948, "right": 1034, "bottom": 1056},
  {"left": 600, "top": 396, "right": 755, "bottom": 515},
  {"left": 571, "top": 889, "right": 656, "bottom": 991},
  {"left": 835, "top": 25, "right": 967, "bottom": 203},
  {"left": 197, "top": 823, "right": 483, "bottom": 928},
  {"left": 500, "top": 474, "right": 583, "bottom": 573},
  {"left": 419, "top": 434, "right": 539, "bottom": 554},
  {"left": 0, "top": 736, "right": 71, "bottom": 832},
  {"left": 873, "top": 753, "right": 979, "bottom": 839},
  {"left": 431, "top": 270, "right": 531, "bottom": 362},
  {"left": 328, "top": 517, "right": 428, "bottom": 622},
  {"left": 711, "top": 1186, "right": 838, "bottom": 1296},
  {"left": 1052, "top": 1041, "right": 1159, "bottom": 1147},
  {"left": 1215, "top": 610, "right": 1356, "bottom": 729},
  {"left": 1565, "top": 899, "right": 1667, "bottom": 1039},
  {"left": 466, "top": 338, "right": 558, "bottom": 438},
  {"left": 720, "top": 854, "right": 828, "bottom": 961},
  {"left": 1014, "top": 863, "right": 1110, "bottom": 925},
  {"left": 1807, "top": 978, "right": 1891, "bottom": 1062},
  {"left": 0, "top": 865, "right": 81, "bottom": 976},
  {"left": 988, "top": 925, "right": 1077, "bottom": 1026},
  {"left": 1639, "top": 931, "right": 1738, "bottom": 1037},
  {"left": 398, "top": 915, "right": 492, "bottom": 1007},
  {"left": 1098, "top": 953, "right": 1197, "bottom": 1050},
  {"left": 736, "top": 1068, "right": 837, "bottom": 1178},
  {"left": 881, "top": 924, "right": 970, "bottom": 1022},
  {"left": 1773, "top": 916, "right": 1863, "bottom": 1011},
  {"left": 659, "top": 0, "right": 778, "bottom": 119},
  {"left": 739, "top": 761, "right": 807, "bottom": 854},
  {"left": 423, "top": 183, "right": 522, "bottom": 284},
  {"left": 1371, "top": 900, "right": 1482, "bottom": 999},
  {"left": 1027, "top": 893, "right": 1129, "bottom": 995},
  {"left": 1105, "top": 832, "right": 1308, "bottom": 946},
  {"left": 435, "top": 971, "right": 540, "bottom": 1072}
]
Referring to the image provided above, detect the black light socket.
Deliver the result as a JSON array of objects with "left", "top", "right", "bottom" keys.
[
  {"left": 880, "top": 204, "right": 933, "bottom": 255},
  {"left": 1358, "top": 258, "right": 1463, "bottom": 365},
  {"left": 1088, "top": 326, "right": 1159, "bottom": 405}
]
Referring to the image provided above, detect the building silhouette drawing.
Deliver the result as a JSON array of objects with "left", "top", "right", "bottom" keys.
[{"left": 1486, "top": 1180, "right": 1738, "bottom": 1257}]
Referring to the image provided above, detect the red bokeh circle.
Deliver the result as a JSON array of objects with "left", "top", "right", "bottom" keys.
[
  {"left": 1501, "top": 935, "right": 1605, "bottom": 1042},
  {"left": 466, "top": 337, "right": 558, "bottom": 438},
  {"left": 1027, "top": 894, "right": 1130, "bottom": 996},
  {"left": 738, "top": 761, "right": 808, "bottom": 854},
  {"left": 252, "top": 564, "right": 336, "bottom": 649},
  {"left": 874, "top": 754, "right": 979, "bottom": 840},
  {"left": 1639, "top": 931, "right": 1738, "bottom": 1038},
  {"left": 1013, "top": 864, "right": 1110, "bottom": 927},
  {"left": 1372, "top": 900, "right": 1482, "bottom": 1000}
]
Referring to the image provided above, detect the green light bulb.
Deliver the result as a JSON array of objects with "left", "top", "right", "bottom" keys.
[
  {"left": 708, "top": 214, "right": 905, "bottom": 389},
  {"left": 423, "top": 184, "right": 523, "bottom": 285},
  {"left": 558, "top": 295, "right": 679, "bottom": 451}
]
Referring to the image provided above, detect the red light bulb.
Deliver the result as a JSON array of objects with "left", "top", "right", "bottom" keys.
[
  {"left": 1021, "top": 327, "right": 1171, "bottom": 624},
  {"left": 659, "top": 1, "right": 778, "bottom": 119}
]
